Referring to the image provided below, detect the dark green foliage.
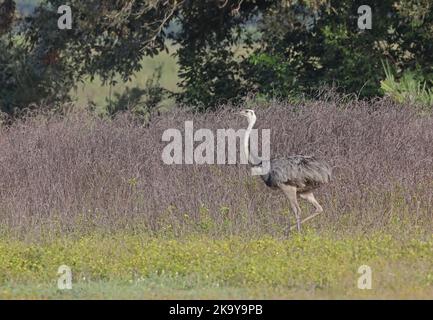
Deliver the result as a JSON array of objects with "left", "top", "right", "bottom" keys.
[
  {"left": 0, "top": 36, "right": 73, "bottom": 114},
  {"left": 244, "top": 0, "right": 433, "bottom": 98},
  {"left": 1, "top": 0, "right": 179, "bottom": 115},
  {"left": 1, "top": 0, "right": 433, "bottom": 114},
  {"left": 172, "top": 0, "right": 433, "bottom": 106},
  {"left": 0, "top": 0, "right": 15, "bottom": 35},
  {"left": 24, "top": 0, "right": 179, "bottom": 83},
  {"left": 172, "top": 0, "right": 273, "bottom": 108}
]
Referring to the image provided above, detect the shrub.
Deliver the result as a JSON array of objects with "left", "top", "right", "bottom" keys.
[{"left": 381, "top": 61, "right": 433, "bottom": 108}]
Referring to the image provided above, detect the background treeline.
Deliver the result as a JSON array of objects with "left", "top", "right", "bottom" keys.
[{"left": 0, "top": 0, "right": 432, "bottom": 117}]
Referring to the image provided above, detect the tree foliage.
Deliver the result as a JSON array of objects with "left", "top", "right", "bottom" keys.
[
  {"left": 246, "top": 0, "right": 433, "bottom": 98},
  {"left": 1, "top": 0, "right": 432, "bottom": 114},
  {"left": 174, "top": 0, "right": 433, "bottom": 104},
  {"left": 1, "top": 0, "right": 180, "bottom": 113}
]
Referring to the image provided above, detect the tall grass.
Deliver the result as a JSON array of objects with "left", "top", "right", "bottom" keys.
[{"left": 1, "top": 98, "right": 433, "bottom": 239}]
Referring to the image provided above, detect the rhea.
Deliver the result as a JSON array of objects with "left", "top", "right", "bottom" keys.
[{"left": 239, "top": 109, "right": 331, "bottom": 232}]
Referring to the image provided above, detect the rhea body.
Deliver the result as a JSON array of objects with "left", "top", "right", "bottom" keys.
[{"left": 239, "top": 109, "right": 331, "bottom": 232}]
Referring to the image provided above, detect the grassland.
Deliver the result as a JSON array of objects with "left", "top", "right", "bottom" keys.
[
  {"left": 5, "top": 2, "right": 432, "bottom": 301},
  {"left": 1, "top": 99, "right": 433, "bottom": 299},
  {"left": 1, "top": 230, "right": 433, "bottom": 299}
]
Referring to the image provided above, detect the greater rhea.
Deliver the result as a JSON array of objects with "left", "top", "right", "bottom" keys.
[{"left": 239, "top": 109, "right": 331, "bottom": 232}]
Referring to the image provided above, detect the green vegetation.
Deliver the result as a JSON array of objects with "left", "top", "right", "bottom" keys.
[
  {"left": 2, "top": 1, "right": 433, "bottom": 113},
  {"left": 2, "top": 231, "right": 433, "bottom": 299},
  {"left": 381, "top": 61, "right": 433, "bottom": 107},
  {"left": 174, "top": 0, "right": 433, "bottom": 106}
]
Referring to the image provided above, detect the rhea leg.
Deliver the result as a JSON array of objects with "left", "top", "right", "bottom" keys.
[
  {"left": 280, "top": 185, "right": 302, "bottom": 232},
  {"left": 299, "top": 192, "right": 323, "bottom": 214},
  {"left": 296, "top": 192, "right": 323, "bottom": 226}
]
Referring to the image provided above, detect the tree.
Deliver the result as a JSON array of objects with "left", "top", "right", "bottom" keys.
[
  {"left": 172, "top": 0, "right": 432, "bottom": 104},
  {"left": 1, "top": 0, "right": 432, "bottom": 114},
  {"left": 1, "top": 0, "right": 181, "bottom": 114},
  {"left": 0, "top": 0, "right": 15, "bottom": 35},
  {"left": 245, "top": 0, "right": 433, "bottom": 98}
]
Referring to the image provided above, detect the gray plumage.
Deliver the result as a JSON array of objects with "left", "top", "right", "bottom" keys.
[
  {"left": 239, "top": 109, "right": 332, "bottom": 233},
  {"left": 260, "top": 155, "right": 332, "bottom": 193}
]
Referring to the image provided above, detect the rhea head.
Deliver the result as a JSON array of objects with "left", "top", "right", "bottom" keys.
[{"left": 238, "top": 109, "right": 257, "bottom": 124}]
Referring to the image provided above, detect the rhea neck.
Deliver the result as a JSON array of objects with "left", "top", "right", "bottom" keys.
[{"left": 244, "top": 115, "right": 261, "bottom": 166}]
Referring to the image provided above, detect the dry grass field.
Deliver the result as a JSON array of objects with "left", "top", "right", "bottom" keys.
[{"left": 1, "top": 98, "right": 433, "bottom": 299}]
